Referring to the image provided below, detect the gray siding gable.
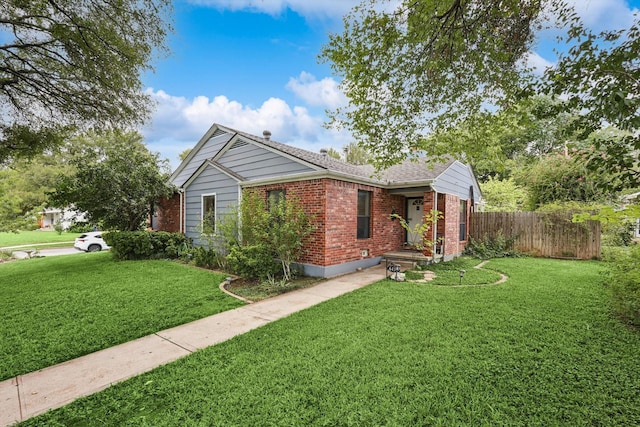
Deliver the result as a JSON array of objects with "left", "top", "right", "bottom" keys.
[
  {"left": 432, "top": 161, "right": 482, "bottom": 201},
  {"left": 214, "top": 135, "right": 316, "bottom": 181},
  {"left": 170, "top": 127, "right": 233, "bottom": 188}
]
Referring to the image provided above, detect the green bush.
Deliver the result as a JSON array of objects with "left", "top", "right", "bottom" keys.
[
  {"left": 104, "top": 231, "right": 190, "bottom": 261},
  {"left": 605, "top": 244, "right": 640, "bottom": 326},
  {"left": 464, "top": 231, "right": 520, "bottom": 259},
  {"left": 602, "top": 221, "right": 636, "bottom": 246},
  {"left": 226, "top": 244, "right": 280, "bottom": 280},
  {"left": 192, "top": 246, "right": 227, "bottom": 270}
]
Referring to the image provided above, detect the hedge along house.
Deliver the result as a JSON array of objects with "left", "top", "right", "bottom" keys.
[{"left": 157, "top": 124, "right": 482, "bottom": 278}]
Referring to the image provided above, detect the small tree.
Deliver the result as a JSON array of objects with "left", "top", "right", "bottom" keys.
[
  {"left": 514, "top": 153, "right": 615, "bottom": 210},
  {"left": 228, "top": 190, "right": 315, "bottom": 282},
  {"left": 267, "top": 193, "right": 315, "bottom": 282},
  {"left": 391, "top": 209, "right": 443, "bottom": 253}
]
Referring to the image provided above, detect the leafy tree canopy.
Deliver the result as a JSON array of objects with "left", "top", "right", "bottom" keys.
[
  {"left": 321, "top": 0, "right": 561, "bottom": 169},
  {"left": 0, "top": 0, "right": 173, "bottom": 161},
  {"left": 49, "top": 131, "right": 174, "bottom": 231},
  {"left": 325, "top": 147, "right": 342, "bottom": 160},
  {"left": 343, "top": 141, "right": 372, "bottom": 165}
]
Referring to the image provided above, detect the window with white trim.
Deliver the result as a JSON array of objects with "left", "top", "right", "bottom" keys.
[{"left": 202, "top": 193, "right": 216, "bottom": 232}]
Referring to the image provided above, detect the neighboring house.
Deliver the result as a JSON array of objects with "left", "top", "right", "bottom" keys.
[
  {"left": 157, "top": 124, "right": 482, "bottom": 277},
  {"left": 39, "top": 207, "right": 86, "bottom": 230}
]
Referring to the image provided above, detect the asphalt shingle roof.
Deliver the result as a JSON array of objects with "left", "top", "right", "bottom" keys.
[{"left": 228, "top": 126, "right": 456, "bottom": 185}]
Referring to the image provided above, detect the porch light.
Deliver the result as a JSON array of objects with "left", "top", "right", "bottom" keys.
[
  {"left": 459, "top": 269, "right": 466, "bottom": 285},
  {"left": 390, "top": 208, "right": 397, "bottom": 220}
]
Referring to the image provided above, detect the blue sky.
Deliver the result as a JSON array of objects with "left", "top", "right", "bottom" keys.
[{"left": 140, "top": 0, "right": 640, "bottom": 169}]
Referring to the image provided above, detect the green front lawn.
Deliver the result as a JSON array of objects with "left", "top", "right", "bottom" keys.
[
  {"left": 22, "top": 257, "right": 640, "bottom": 426},
  {"left": 0, "top": 230, "right": 78, "bottom": 248},
  {"left": 0, "top": 253, "right": 244, "bottom": 380}
]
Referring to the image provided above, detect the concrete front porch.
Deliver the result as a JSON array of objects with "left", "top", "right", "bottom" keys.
[{"left": 382, "top": 250, "right": 443, "bottom": 270}]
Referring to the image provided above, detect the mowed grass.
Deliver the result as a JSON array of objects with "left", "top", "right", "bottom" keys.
[
  {"left": 0, "top": 253, "right": 244, "bottom": 380},
  {"left": 418, "top": 256, "right": 503, "bottom": 285},
  {"left": 0, "top": 230, "right": 77, "bottom": 248},
  {"left": 23, "top": 258, "right": 640, "bottom": 426}
]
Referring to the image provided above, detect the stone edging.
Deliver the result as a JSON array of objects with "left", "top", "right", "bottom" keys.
[
  {"left": 218, "top": 279, "right": 254, "bottom": 304},
  {"left": 409, "top": 259, "right": 509, "bottom": 287}
]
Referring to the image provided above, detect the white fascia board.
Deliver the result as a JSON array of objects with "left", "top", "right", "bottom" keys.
[
  {"left": 182, "top": 160, "right": 241, "bottom": 190},
  {"left": 169, "top": 123, "right": 226, "bottom": 182}
]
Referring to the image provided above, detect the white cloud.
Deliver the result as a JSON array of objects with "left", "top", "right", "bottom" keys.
[
  {"left": 286, "top": 72, "right": 347, "bottom": 109},
  {"left": 141, "top": 88, "right": 349, "bottom": 168},
  {"left": 568, "top": 0, "right": 638, "bottom": 31},
  {"left": 524, "top": 51, "right": 556, "bottom": 75},
  {"left": 187, "top": 0, "right": 359, "bottom": 19}
]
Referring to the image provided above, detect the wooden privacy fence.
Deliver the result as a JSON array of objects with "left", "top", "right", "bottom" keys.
[{"left": 470, "top": 212, "right": 601, "bottom": 260}]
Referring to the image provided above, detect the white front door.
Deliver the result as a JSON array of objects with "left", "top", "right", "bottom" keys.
[{"left": 406, "top": 198, "right": 424, "bottom": 246}]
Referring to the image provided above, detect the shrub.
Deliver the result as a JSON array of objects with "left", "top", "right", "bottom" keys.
[
  {"left": 605, "top": 244, "right": 640, "bottom": 326},
  {"left": 464, "top": 231, "right": 520, "bottom": 259},
  {"left": 104, "top": 231, "right": 190, "bottom": 261},
  {"left": 192, "top": 246, "right": 227, "bottom": 270},
  {"left": 0, "top": 249, "right": 12, "bottom": 261},
  {"left": 602, "top": 221, "right": 636, "bottom": 247},
  {"left": 226, "top": 244, "right": 280, "bottom": 280}
]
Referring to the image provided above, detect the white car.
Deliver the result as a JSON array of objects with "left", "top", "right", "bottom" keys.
[{"left": 74, "top": 231, "right": 110, "bottom": 252}]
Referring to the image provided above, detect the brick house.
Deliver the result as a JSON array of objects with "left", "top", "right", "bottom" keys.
[{"left": 158, "top": 124, "right": 482, "bottom": 277}]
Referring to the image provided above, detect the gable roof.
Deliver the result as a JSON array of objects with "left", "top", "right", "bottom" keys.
[
  {"left": 172, "top": 123, "right": 476, "bottom": 192},
  {"left": 231, "top": 127, "right": 373, "bottom": 179}
]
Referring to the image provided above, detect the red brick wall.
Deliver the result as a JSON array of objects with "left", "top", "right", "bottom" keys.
[
  {"left": 252, "top": 180, "right": 327, "bottom": 266},
  {"left": 442, "top": 194, "right": 460, "bottom": 256},
  {"left": 421, "top": 191, "right": 469, "bottom": 257},
  {"left": 156, "top": 193, "right": 182, "bottom": 233},
  {"left": 323, "top": 180, "right": 405, "bottom": 266},
  {"left": 251, "top": 178, "right": 405, "bottom": 267}
]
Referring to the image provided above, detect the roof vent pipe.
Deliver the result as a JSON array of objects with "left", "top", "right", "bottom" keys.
[
  {"left": 320, "top": 148, "right": 328, "bottom": 157},
  {"left": 263, "top": 130, "right": 271, "bottom": 141}
]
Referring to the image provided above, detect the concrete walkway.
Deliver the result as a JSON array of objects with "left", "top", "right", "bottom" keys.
[{"left": 0, "top": 265, "right": 386, "bottom": 426}]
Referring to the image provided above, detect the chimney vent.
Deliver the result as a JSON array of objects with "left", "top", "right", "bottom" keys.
[{"left": 262, "top": 130, "right": 271, "bottom": 141}]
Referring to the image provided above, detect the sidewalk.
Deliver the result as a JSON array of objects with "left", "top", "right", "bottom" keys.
[{"left": 0, "top": 265, "right": 386, "bottom": 426}]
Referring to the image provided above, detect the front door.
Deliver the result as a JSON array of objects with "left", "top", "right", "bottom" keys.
[{"left": 405, "top": 197, "right": 424, "bottom": 247}]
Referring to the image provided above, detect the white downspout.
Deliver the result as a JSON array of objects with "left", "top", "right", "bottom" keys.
[
  {"left": 433, "top": 190, "right": 438, "bottom": 257},
  {"left": 179, "top": 189, "right": 184, "bottom": 233}
]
